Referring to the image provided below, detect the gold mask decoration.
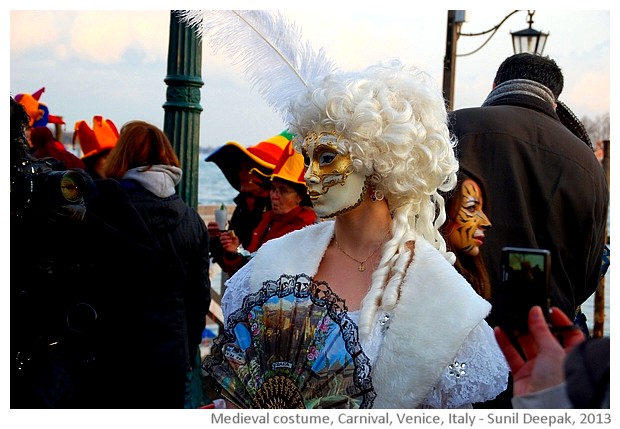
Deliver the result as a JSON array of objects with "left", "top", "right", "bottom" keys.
[
  {"left": 301, "top": 131, "right": 355, "bottom": 195},
  {"left": 300, "top": 130, "right": 367, "bottom": 218}
]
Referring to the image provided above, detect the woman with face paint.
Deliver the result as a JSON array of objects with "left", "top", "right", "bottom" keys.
[
  {"left": 441, "top": 171, "right": 493, "bottom": 301},
  {"left": 220, "top": 60, "right": 509, "bottom": 408}
]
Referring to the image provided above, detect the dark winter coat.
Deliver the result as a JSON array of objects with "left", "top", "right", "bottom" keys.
[
  {"left": 118, "top": 179, "right": 211, "bottom": 402},
  {"left": 450, "top": 93, "right": 609, "bottom": 323},
  {"left": 565, "top": 336, "right": 610, "bottom": 408},
  {"left": 11, "top": 177, "right": 177, "bottom": 408}
]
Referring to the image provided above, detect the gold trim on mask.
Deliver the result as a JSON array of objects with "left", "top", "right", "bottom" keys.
[
  {"left": 321, "top": 177, "right": 369, "bottom": 218},
  {"left": 300, "top": 130, "right": 341, "bottom": 153},
  {"left": 302, "top": 130, "right": 354, "bottom": 196}
]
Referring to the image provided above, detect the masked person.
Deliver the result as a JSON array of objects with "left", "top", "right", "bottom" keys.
[{"left": 220, "top": 60, "right": 509, "bottom": 408}]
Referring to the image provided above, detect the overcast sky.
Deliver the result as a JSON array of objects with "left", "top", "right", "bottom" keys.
[{"left": 9, "top": 5, "right": 611, "bottom": 152}]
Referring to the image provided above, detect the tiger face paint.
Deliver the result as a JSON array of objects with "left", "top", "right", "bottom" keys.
[{"left": 445, "top": 178, "right": 492, "bottom": 257}]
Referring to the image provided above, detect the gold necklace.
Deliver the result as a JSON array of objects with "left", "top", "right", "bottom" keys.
[{"left": 334, "top": 237, "right": 384, "bottom": 272}]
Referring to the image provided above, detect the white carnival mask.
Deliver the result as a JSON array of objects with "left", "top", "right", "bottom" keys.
[{"left": 300, "top": 131, "right": 367, "bottom": 218}]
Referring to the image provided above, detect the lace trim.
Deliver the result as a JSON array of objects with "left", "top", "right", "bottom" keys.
[
  {"left": 205, "top": 273, "right": 376, "bottom": 408},
  {"left": 420, "top": 322, "right": 509, "bottom": 408}
]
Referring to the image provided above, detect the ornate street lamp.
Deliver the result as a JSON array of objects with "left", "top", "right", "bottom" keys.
[
  {"left": 510, "top": 10, "right": 549, "bottom": 55},
  {"left": 442, "top": 10, "right": 549, "bottom": 111}
]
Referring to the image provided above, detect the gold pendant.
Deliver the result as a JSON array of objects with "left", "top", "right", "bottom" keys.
[{"left": 358, "top": 263, "right": 365, "bottom": 272}]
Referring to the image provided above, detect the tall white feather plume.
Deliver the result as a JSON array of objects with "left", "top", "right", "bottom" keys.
[{"left": 176, "top": 10, "right": 338, "bottom": 124}]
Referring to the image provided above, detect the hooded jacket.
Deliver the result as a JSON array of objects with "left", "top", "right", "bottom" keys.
[{"left": 118, "top": 166, "right": 211, "bottom": 406}]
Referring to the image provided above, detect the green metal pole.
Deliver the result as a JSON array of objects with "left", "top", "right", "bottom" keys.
[{"left": 163, "top": 10, "right": 203, "bottom": 208}]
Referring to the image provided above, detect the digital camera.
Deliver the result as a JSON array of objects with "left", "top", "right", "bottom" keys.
[{"left": 11, "top": 157, "right": 87, "bottom": 217}]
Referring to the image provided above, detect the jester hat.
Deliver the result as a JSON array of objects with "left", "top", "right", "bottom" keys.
[
  {"left": 73, "top": 116, "right": 119, "bottom": 159},
  {"left": 206, "top": 130, "right": 292, "bottom": 192},
  {"left": 15, "top": 87, "right": 65, "bottom": 127},
  {"left": 252, "top": 138, "right": 306, "bottom": 187}
]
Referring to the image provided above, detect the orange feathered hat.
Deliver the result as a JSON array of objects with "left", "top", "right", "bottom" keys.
[{"left": 73, "top": 116, "right": 119, "bottom": 159}]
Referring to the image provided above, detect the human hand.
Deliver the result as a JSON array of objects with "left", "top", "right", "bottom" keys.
[
  {"left": 61, "top": 203, "right": 86, "bottom": 222},
  {"left": 41, "top": 202, "right": 86, "bottom": 223},
  {"left": 494, "top": 306, "right": 585, "bottom": 397},
  {"left": 219, "top": 231, "right": 240, "bottom": 254},
  {"left": 207, "top": 221, "right": 222, "bottom": 238}
]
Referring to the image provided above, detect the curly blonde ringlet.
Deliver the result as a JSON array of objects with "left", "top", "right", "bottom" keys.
[{"left": 290, "top": 59, "right": 458, "bottom": 338}]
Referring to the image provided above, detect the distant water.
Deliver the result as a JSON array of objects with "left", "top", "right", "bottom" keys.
[{"left": 198, "top": 161, "right": 238, "bottom": 206}]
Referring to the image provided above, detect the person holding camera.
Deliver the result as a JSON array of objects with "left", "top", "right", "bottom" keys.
[
  {"left": 11, "top": 99, "right": 97, "bottom": 408},
  {"left": 494, "top": 305, "right": 609, "bottom": 408},
  {"left": 10, "top": 97, "right": 209, "bottom": 409},
  {"left": 11, "top": 98, "right": 194, "bottom": 408}
]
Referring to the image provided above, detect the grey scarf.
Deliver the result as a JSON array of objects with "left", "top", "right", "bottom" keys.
[{"left": 482, "top": 78, "right": 555, "bottom": 107}]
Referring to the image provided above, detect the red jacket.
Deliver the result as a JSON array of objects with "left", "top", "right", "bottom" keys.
[
  {"left": 30, "top": 126, "right": 85, "bottom": 170},
  {"left": 222, "top": 205, "right": 316, "bottom": 276}
]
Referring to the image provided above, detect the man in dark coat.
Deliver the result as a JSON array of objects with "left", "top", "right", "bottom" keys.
[{"left": 449, "top": 53, "right": 609, "bottom": 328}]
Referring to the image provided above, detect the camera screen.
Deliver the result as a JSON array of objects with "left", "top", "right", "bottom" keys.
[
  {"left": 498, "top": 248, "right": 550, "bottom": 334},
  {"left": 503, "top": 252, "right": 547, "bottom": 283}
]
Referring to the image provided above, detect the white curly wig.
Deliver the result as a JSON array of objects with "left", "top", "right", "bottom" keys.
[{"left": 289, "top": 59, "right": 459, "bottom": 337}]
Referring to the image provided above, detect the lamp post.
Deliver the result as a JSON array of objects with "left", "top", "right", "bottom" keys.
[
  {"left": 442, "top": 10, "right": 549, "bottom": 111},
  {"left": 442, "top": 11, "right": 466, "bottom": 112},
  {"left": 163, "top": 11, "right": 204, "bottom": 209}
]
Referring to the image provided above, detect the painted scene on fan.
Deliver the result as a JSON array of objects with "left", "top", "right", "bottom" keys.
[{"left": 204, "top": 277, "right": 375, "bottom": 408}]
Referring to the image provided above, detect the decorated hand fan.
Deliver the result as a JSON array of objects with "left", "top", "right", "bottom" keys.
[{"left": 203, "top": 273, "right": 375, "bottom": 409}]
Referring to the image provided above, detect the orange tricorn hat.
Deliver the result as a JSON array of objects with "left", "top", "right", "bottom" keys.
[{"left": 73, "top": 116, "right": 119, "bottom": 159}]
